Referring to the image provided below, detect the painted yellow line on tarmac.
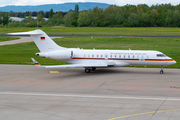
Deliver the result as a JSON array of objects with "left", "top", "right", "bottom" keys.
[
  {"left": 50, "top": 71, "right": 59, "bottom": 73},
  {"left": 109, "top": 109, "right": 180, "bottom": 120}
]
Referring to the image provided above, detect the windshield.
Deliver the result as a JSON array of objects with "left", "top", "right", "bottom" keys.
[{"left": 156, "top": 54, "right": 166, "bottom": 57}]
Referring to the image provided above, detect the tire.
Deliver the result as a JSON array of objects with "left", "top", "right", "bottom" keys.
[{"left": 85, "top": 68, "right": 91, "bottom": 73}]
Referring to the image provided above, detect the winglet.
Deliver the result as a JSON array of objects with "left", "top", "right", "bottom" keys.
[{"left": 31, "top": 58, "right": 41, "bottom": 66}]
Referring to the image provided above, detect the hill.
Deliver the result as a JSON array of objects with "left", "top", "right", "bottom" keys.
[{"left": 0, "top": 2, "right": 110, "bottom": 12}]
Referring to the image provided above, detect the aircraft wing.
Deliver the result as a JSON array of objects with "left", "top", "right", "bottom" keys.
[
  {"left": 44, "top": 64, "right": 107, "bottom": 68},
  {"left": 31, "top": 58, "right": 108, "bottom": 68}
]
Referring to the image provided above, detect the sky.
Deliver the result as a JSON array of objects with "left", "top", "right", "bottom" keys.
[{"left": 0, "top": 0, "right": 179, "bottom": 7}]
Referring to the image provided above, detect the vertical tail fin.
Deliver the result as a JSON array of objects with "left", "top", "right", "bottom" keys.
[{"left": 8, "top": 29, "right": 66, "bottom": 52}]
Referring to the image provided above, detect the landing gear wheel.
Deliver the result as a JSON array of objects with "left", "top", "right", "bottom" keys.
[
  {"left": 92, "top": 67, "right": 96, "bottom": 71},
  {"left": 160, "top": 66, "right": 164, "bottom": 74},
  {"left": 85, "top": 68, "right": 91, "bottom": 73}
]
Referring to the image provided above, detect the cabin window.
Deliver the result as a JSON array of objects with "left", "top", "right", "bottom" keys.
[
  {"left": 119, "top": 55, "right": 121, "bottom": 58},
  {"left": 84, "top": 54, "right": 86, "bottom": 58},
  {"left": 110, "top": 55, "right": 112, "bottom": 58},
  {"left": 133, "top": 55, "right": 134, "bottom": 58},
  {"left": 157, "top": 54, "right": 166, "bottom": 57},
  {"left": 97, "top": 55, "right": 99, "bottom": 58},
  {"left": 92, "top": 55, "right": 94, "bottom": 58},
  {"left": 88, "top": 54, "right": 90, "bottom": 58},
  {"left": 115, "top": 55, "right": 116, "bottom": 58},
  {"left": 124, "top": 55, "right": 125, "bottom": 58},
  {"left": 128, "top": 55, "right": 130, "bottom": 58}
]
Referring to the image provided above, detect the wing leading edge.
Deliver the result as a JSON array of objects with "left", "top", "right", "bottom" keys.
[{"left": 31, "top": 58, "right": 108, "bottom": 68}]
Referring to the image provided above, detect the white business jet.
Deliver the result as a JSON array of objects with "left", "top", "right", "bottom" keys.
[{"left": 8, "top": 29, "right": 176, "bottom": 74}]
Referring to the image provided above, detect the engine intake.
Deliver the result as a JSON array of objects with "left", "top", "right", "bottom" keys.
[{"left": 35, "top": 52, "right": 48, "bottom": 58}]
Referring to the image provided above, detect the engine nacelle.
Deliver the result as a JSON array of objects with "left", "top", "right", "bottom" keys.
[
  {"left": 36, "top": 50, "right": 72, "bottom": 60},
  {"left": 36, "top": 52, "right": 49, "bottom": 58},
  {"left": 48, "top": 50, "right": 71, "bottom": 59}
]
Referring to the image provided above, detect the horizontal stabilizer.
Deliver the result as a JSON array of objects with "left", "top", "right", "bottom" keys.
[
  {"left": 31, "top": 58, "right": 41, "bottom": 66},
  {"left": 8, "top": 30, "right": 43, "bottom": 35}
]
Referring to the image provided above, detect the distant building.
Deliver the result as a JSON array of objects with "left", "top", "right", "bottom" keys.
[
  {"left": 10, "top": 16, "right": 48, "bottom": 22},
  {"left": 10, "top": 17, "right": 24, "bottom": 22},
  {"left": 30, "top": 17, "right": 48, "bottom": 21}
]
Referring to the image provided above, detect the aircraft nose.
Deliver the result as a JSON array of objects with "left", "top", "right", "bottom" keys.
[
  {"left": 170, "top": 60, "right": 176, "bottom": 65},
  {"left": 166, "top": 59, "right": 176, "bottom": 65}
]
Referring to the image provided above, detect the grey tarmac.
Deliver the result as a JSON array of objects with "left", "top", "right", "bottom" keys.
[{"left": 0, "top": 64, "right": 180, "bottom": 120}]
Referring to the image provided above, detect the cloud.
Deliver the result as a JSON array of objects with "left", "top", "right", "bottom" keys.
[
  {"left": 0, "top": 0, "right": 16, "bottom": 7},
  {"left": 13, "top": 0, "right": 63, "bottom": 6},
  {"left": 0, "top": 0, "right": 180, "bottom": 7},
  {"left": 13, "top": 0, "right": 87, "bottom": 6},
  {"left": 114, "top": 0, "right": 180, "bottom": 6}
]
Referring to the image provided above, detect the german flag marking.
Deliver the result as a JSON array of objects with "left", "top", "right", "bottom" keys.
[
  {"left": 35, "top": 63, "right": 40, "bottom": 65},
  {"left": 41, "top": 37, "right": 45, "bottom": 40}
]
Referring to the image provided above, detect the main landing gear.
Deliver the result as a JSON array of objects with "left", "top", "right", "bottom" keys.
[
  {"left": 160, "top": 66, "right": 164, "bottom": 74},
  {"left": 85, "top": 67, "right": 96, "bottom": 73}
]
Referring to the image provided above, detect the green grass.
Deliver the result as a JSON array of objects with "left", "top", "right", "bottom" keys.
[
  {"left": 0, "top": 36, "right": 19, "bottom": 42},
  {"left": 0, "top": 36, "right": 179, "bottom": 68},
  {"left": 0, "top": 27, "right": 180, "bottom": 35}
]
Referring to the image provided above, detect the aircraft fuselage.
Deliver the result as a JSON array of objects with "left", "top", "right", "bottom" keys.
[{"left": 37, "top": 49, "right": 176, "bottom": 67}]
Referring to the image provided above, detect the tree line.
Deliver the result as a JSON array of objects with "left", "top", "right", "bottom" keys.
[
  {"left": 1, "top": 3, "right": 180, "bottom": 27},
  {"left": 0, "top": 9, "right": 67, "bottom": 27},
  {"left": 6, "top": 10, "right": 67, "bottom": 18},
  {"left": 75, "top": 4, "right": 180, "bottom": 27}
]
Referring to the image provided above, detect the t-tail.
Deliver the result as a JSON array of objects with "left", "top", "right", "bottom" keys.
[{"left": 8, "top": 29, "right": 67, "bottom": 52}]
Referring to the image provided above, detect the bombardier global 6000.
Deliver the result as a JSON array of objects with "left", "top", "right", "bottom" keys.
[{"left": 9, "top": 29, "right": 176, "bottom": 74}]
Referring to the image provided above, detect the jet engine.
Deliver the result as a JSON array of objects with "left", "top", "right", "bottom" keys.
[{"left": 36, "top": 52, "right": 49, "bottom": 58}]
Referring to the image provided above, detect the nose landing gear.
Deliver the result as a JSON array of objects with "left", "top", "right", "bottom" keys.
[{"left": 160, "top": 66, "right": 164, "bottom": 74}]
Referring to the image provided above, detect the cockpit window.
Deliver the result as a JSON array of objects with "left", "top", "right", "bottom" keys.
[{"left": 157, "top": 54, "right": 166, "bottom": 57}]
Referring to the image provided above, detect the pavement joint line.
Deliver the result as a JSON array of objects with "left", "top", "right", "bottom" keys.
[
  {"left": 1, "top": 92, "right": 180, "bottom": 101},
  {"left": 108, "top": 109, "right": 180, "bottom": 120},
  {"left": 152, "top": 98, "right": 167, "bottom": 116}
]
